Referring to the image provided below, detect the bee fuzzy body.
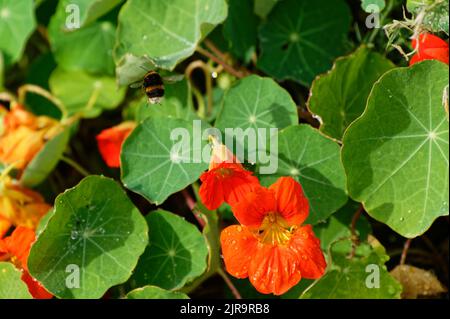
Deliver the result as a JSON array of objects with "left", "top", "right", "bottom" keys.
[{"left": 143, "top": 71, "right": 165, "bottom": 104}]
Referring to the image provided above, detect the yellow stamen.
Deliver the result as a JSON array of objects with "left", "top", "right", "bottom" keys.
[{"left": 258, "top": 212, "right": 295, "bottom": 246}]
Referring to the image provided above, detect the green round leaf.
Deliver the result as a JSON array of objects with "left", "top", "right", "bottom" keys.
[
  {"left": 115, "top": 0, "right": 228, "bottom": 80},
  {"left": 301, "top": 241, "right": 402, "bottom": 299},
  {"left": 126, "top": 285, "right": 189, "bottom": 299},
  {"left": 49, "top": 68, "right": 126, "bottom": 118},
  {"left": 0, "top": 262, "right": 33, "bottom": 299},
  {"left": 121, "top": 117, "right": 209, "bottom": 205},
  {"left": 260, "top": 125, "right": 347, "bottom": 224},
  {"left": 342, "top": 60, "right": 449, "bottom": 238},
  {"left": 20, "top": 126, "right": 70, "bottom": 187},
  {"left": 0, "top": 0, "right": 36, "bottom": 66},
  {"left": 47, "top": 0, "right": 123, "bottom": 75},
  {"left": 315, "top": 200, "right": 372, "bottom": 252},
  {"left": 215, "top": 75, "right": 298, "bottom": 162},
  {"left": 308, "top": 46, "right": 395, "bottom": 141},
  {"left": 28, "top": 175, "right": 148, "bottom": 299},
  {"left": 130, "top": 210, "right": 208, "bottom": 290},
  {"left": 64, "top": 0, "right": 123, "bottom": 27},
  {"left": 257, "top": 0, "right": 351, "bottom": 86},
  {"left": 49, "top": 20, "right": 116, "bottom": 76}
]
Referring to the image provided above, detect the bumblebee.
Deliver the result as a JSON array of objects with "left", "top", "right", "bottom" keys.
[{"left": 130, "top": 70, "right": 183, "bottom": 104}]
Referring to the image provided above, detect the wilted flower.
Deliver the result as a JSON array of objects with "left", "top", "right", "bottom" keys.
[
  {"left": 0, "top": 173, "right": 51, "bottom": 238},
  {"left": 199, "top": 136, "right": 260, "bottom": 210},
  {"left": 0, "top": 103, "right": 62, "bottom": 170}
]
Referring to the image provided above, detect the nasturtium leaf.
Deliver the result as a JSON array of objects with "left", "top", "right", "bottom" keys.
[
  {"left": 254, "top": 0, "right": 278, "bottom": 18},
  {"left": 223, "top": 0, "right": 258, "bottom": 64},
  {"left": 283, "top": 200, "right": 372, "bottom": 299},
  {"left": 59, "top": 0, "right": 123, "bottom": 28},
  {"left": 182, "top": 203, "right": 220, "bottom": 294},
  {"left": 126, "top": 285, "right": 189, "bottom": 299},
  {"left": 257, "top": 0, "right": 351, "bottom": 86},
  {"left": 48, "top": 19, "right": 116, "bottom": 76},
  {"left": 308, "top": 46, "right": 395, "bottom": 141},
  {"left": 301, "top": 241, "right": 402, "bottom": 299},
  {"left": 0, "top": 262, "right": 33, "bottom": 299},
  {"left": 361, "top": 0, "right": 386, "bottom": 12},
  {"left": 121, "top": 117, "right": 209, "bottom": 205},
  {"left": 0, "top": 0, "right": 36, "bottom": 66},
  {"left": 47, "top": 0, "right": 123, "bottom": 75},
  {"left": 214, "top": 75, "right": 298, "bottom": 163},
  {"left": 315, "top": 200, "right": 371, "bottom": 252},
  {"left": 342, "top": 60, "right": 449, "bottom": 238},
  {"left": 130, "top": 210, "right": 208, "bottom": 290},
  {"left": 20, "top": 126, "right": 70, "bottom": 187},
  {"left": 115, "top": 0, "right": 228, "bottom": 75},
  {"left": 259, "top": 125, "right": 347, "bottom": 225},
  {"left": 49, "top": 68, "right": 126, "bottom": 118},
  {"left": 28, "top": 176, "right": 148, "bottom": 299}
]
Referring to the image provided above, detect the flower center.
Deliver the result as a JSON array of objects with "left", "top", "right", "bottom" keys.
[
  {"left": 258, "top": 212, "right": 294, "bottom": 246},
  {"left": 216, "top": 167, "right": 234, "bottom": 178}
]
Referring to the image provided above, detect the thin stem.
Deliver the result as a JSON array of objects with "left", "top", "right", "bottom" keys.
[
  {"left": 185, "top": 60, "right": 213, "bottom": 118},
  {"left": 60, "top": 156, "right": 90, "bottom": 177},
  {"left": 196, "top": 46, "right": 244, "bottom": 79},
  {"left": 17, "top": 84, "right": 67, "bottom": 118},
  {"left": 181, "top": 189, "right": 205, "bottom": 229},
  {"left": 365, "top": 0, "right": 396, "bottom": 44},
  {"left": 217, "top": 268, "right": 242, "bottom": 299},
  {"left": 349, "top": 205, "right": 364, "bottom": 259},
  {"left": 204, "top": 39, "right": 228, "bottom": 61},
  {"left": 400, "top": 238, "right": 412, "bottom": 265}
]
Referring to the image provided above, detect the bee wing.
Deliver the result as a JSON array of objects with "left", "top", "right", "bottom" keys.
[
  {"left": 129, "top": 81, "right": 143, "bottom": 89},
  {"left": 163, "top": 74, "right": 185, "bottom": 84}
]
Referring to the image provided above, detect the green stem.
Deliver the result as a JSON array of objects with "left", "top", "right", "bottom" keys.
[
  {"left": 217, "top": 268, "right": 242, "bottom": 299},
  {"left": 364, "top": 0, "right": 396, "bottom": 45},
  {"left": 61, "top": 156, "right": 90, "bottom": 177}
]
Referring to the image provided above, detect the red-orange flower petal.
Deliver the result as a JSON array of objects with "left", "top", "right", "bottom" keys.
[
  {"left": 231, "top": 186, "right": 276, "bottom": 228},
  {"left": 199, "top": 163, "right": 260, "bottom": 210},
  {"left": 96, "top": 121, "right": 136, "bottom": 168},
  {"left": 289, "top": 225, "right": 326, "bottom": 279},
  {"left": 248, "top": 244, "right": 302, "bottom": 295},
  {"left": 410, "top": 33, "right": 449, "bottom": 66},
  {"left": 1, "top": 226, "right": 35, "bottom": 270},
  {"left": 269, "top": 177, "right": 309, "bottom": 226},
  {"left": 21, "top": 271, "right": 53, "bottom": 299},
  {"left": 220, "top": 225, "right": 258, "bottom": 278}
]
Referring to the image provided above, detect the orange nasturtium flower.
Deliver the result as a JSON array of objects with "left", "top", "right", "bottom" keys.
[
  {"left": 221, "top": 177, "right": 326, "bottom": 295},
  {"left": 0, "top": 103, "right": 62, "bottom": 170},
  {"left": 0, "top": 174, "right": 51, "bottom": 238},
  {"left": 199, "top": 137, "right": 260, "bottom": 210},
  {"left": 96, "top": 121, "right": 136, "bottom": 168},
  {"left": 0, "top": 227, "right": 53, "bottom": 299},
  {"left": 410, "top": 33, "right": 449, "bottom": 66}
]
